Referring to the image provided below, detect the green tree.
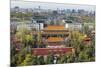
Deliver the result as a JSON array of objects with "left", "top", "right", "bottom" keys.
[
  {"left": 57, "top": 55, "right": 66, "bottom": 63},
  {"left": 66, "top": 52, "right": 75, "bottom": 63},
  {"left": 15, "top": 27, "right": 31, "bottom": 47},
  {"left": 78, "top": 51, "right": 88, "bottom": 62},
  {"left": 47, "top": 55, "right": 53, "bottom": 64},
  {"left": 37, "top": 56, "right": 45, "bottom": 65},
  {"left": 25, "top": 34, "right": 34, "bottom": 47},
  {"left": 50, "top": 21, "right": 55, "bottom": 25},
  {"left": 21, "top": 54, "right": 33, "bottom": 66},
  {"left": 37, "top": 32, "right": 42, "bottom": 48}
]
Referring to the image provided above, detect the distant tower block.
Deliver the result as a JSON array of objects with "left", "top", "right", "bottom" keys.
[{"left": 38, "top": 6, "right": 41, "bottom": 10}]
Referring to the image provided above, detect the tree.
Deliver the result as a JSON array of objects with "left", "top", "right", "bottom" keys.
[
  {"left": 70, "top": 31, "right": 85, "bottom": 48},
  {"left": 25, "top": 34, "right": 34, "bottom": 47},
  {"left": 50, "top": 21, "right": 55, "bottom": 25},
  {"left": 66, "top": 52, "right": 75, "bottom": 63},
  {"left": 38, "top": 56, "right": 45, "bottom": 65},
  {"left": 31, "top": 56, "right": 39, "bottom": 65},
  {"left": 37, "top": 32, "right": 42, "bottom": 48},
  {"left": 15, "top": 27, "right": 31, "bottom": 47},
  {"left": 47, "top": 54, "right": 54, "bottom": 64},
  {"left": 83, "top": 24, "right": 90, "bottom": 36},
  {"left": 57, "top": 55, "right": 66, "bottom": 63},
  {"left": 68, "top": 31, "right": 94, "bottom": 62},
  {"left": 21, "top": 54, "right": 33, "bottom": 66}
]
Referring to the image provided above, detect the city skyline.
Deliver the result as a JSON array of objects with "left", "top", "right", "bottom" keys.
[{"left": 11, "top": 1, "right": 95, "bottom": 12}]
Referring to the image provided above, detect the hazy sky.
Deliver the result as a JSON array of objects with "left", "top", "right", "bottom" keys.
[{"left": 11, "top": 1, "right": 95, "bottom": 11}]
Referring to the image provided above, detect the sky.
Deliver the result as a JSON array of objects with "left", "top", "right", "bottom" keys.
[{"left": 11, "top": 1, "right": 95, "bottom": 11}]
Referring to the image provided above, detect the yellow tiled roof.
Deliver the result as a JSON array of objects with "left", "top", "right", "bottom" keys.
[
  {"left": 47, "top": 37, "right": 64, "bottom": 42},
  {"left": 43, "top": 25, "right": 66, "bottom": 30}
]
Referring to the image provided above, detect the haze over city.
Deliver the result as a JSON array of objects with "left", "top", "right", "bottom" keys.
[{"left": 11, "top": 1, "right": 95, "bottom": 11}]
